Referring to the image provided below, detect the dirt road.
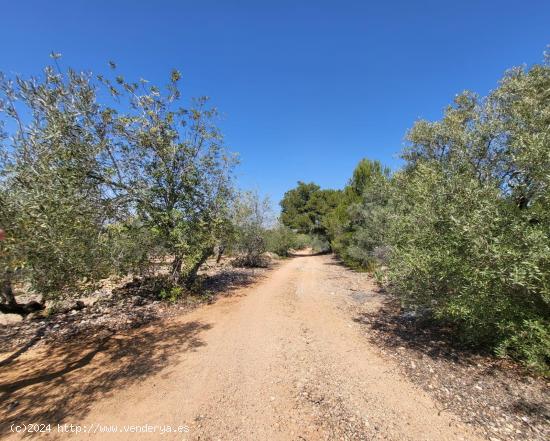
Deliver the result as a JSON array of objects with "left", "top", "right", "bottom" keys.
[{"left": 2, "top": 254, "right": 484, "bottom": 440}]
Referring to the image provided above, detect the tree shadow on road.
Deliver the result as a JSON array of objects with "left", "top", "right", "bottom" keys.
[
  {"left": 0, "top": 327, "right": 46, "bottom": 368},
  {"left": 321, "top": 255, "right": 369, "bottom": 274},
  {"left": 353, "top": 297, "right": 550, "bottom": 439},
  {"left": 353, "top": 295, "right": 488, "bottom": 363},
  {"left": 0, "top": 319, "right": 211, "bottom": 436},
  {"left": 288, "top": 250, "right": 330, "bottom": 258},
  {"left": 201, "top": 266, "right": 271, "bottom": 299}
]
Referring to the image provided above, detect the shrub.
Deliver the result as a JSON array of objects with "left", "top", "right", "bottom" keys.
[
  {"left": 325, "top": 159, "right": 391, "bottom": 269},
  {"left": 230, "top": 191, "right": 270, "bottom": 267},
  {"left": 308, "top": 235, "right": 331, "bottom": 253},
  {"left": 386, "top": 56, "right": 550, "bottom": 371},
  {"left": 159, "top": 285, "right": 185, "bottom": 303},
  {"left": 0, "top": 58, "right": 236, "bottom": 309},
  {"left": 0, "top": 66, "right": 115, "bottom": 300},
  {"left": 265, "top": 223, "right": 299, "bottom": 257}
]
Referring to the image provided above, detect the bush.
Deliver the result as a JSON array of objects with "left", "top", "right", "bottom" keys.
[
  {"left": 159, "top": 285, "right": 185, "bottom": 303},
  {"left": 325, "top": 159, "right": 391, "bottom": 269},
  {"left": 277, "top": 54, "right": 550, "bottom": 372},
  {"left": 230, "top": 191, "right": 270, "bottom": 267},
  {"left": 386, "top": 56, "right": 550, "bottom": 372},
  {"left": 265, "top": 223, "right": 299, "bottom": 257},
  {"left": 388, "top": 163, "right": 550, "bottom": 369},
  {"left": 0, "top": 58, "right": 236, "bottom": 308},
  {"left": 308, "top": 235, "right": 331, "bottom": 253}
]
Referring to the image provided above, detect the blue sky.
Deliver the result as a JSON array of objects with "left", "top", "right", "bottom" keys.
[{"left": 1, "top": 1, "right": 549, "bottom": 205}]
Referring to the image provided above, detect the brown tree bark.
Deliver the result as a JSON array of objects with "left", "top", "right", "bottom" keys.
[
  {"left": 0, "top": 272, "right": 45, "bottom": 316},
  {"left": 1, "top": 274, "right": 17, "bottom": 306},
  {"left": 216, "top": 245, "right": 225, "bottom": 264},
  {"left": 184, "top": 248, "right": 213, "bottom": 289},
  {"left": 171, "top": 255, "right": 183, "bottom": 285}
]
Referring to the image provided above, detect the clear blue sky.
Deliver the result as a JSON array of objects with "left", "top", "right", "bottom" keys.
[{"left": 1, "top": 1, "right": 548, "bottom": 205}]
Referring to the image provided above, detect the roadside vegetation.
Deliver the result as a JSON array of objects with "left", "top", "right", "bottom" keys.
[
  {"left": 0, "top": 57, "right": 304, "bottom": 318},
  {"left": 1, "top": 53, "right": 548, "bottom": 373},
  {"left": 280, "top": 54, "right": 549, "bottom": 373}
]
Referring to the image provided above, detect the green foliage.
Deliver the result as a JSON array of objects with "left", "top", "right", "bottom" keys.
[
  {"left": 280, "top": 182, "right": 339, "bottom": 236},
  {"left": 104, "top": 219, "right": 160, "bottom": 276},
  {"left": 0, "top": 67, "right": 115, "bottom": 297},
  {"left": 159, "top": 285, "right": 184, "bottom": 303},
  {"left": 230, "top": 191, "right": 271, "bottom": 267},
  {"left": 265, "top": 223, "right": 300, "bottom": 257},
  {"left": 387, "top": 56, "right": 550, "bottom": 372},
  {"left": 280, "top": 182, "right": 320, "bottom": 233},
  {"left": 496, "top": 319, "right": 550, "bottom": 375},
  {"left": 0, "top": 58, "right": 236, "bottom": 301},
  {"left": 324, "top": 159, "right": 391, "bottom": 269},
  {"left": 279, "top": 54, "right": 550, "bottom": 372},
  {"left": 308, "top": 235, "right": 331, "bottom": 253},
  {"left": 349, "top": 158, "right": 391, "bottom": 196}
]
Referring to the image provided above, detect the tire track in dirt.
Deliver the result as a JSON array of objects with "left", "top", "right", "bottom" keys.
[{"left": 3, "top": 254, "right": 485, "bottom": 440}]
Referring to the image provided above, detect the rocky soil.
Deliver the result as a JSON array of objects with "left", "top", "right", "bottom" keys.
[
  {"left": 1, "top": 254, "right": 548, "bottom": 441},
  {"left": 0, "top": 262, "right": 270, "bottom": 355},
  {"left": 328, "top": 263, "right": 550, "bottom": 441}
]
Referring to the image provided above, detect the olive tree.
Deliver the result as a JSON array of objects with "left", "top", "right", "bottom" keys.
[
  {"left": 230, "top": 191, "right": 271, "bottom": 267},
  {"left": 92, "top": 66, "right": 237, "bottom": 288},
  {"left": 388, "top": 55, "right": 550, "bottom": 370},
  {"left": 324, "top": 159, "right": 391, "bottom": 268},
  {"left": 0, "top": 64, "right": 115, "bottom": 310},
  {"left": 0, "top": 57, "right": 236, "bottom": 313}
]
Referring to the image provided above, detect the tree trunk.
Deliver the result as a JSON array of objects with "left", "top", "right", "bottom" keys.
[
  {"left": 0, "top": 272, "right": 44, "bottom": 316},
  {"left": 216, "top": 245, "right": 225, "bottom": 264},
  {"left": 0, "top": 300, "right": 44, "bottom": 315},
  {"left": 184, "top": 248, "right": 213, "bottom": 289},
  {"left": 2, "top": 273, "right": 17, "bottom": 306},
  {"left": 171, "top": 255, "right": 183, "bottom": 285}
]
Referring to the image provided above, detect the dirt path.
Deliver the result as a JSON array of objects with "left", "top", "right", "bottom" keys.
[{"left": 2, "top": 254, "right": 485, "bottom": 440}]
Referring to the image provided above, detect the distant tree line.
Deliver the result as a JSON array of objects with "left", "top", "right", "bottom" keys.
[{"left": 280, "top": 54, "right": 549, "bottom": 372}]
